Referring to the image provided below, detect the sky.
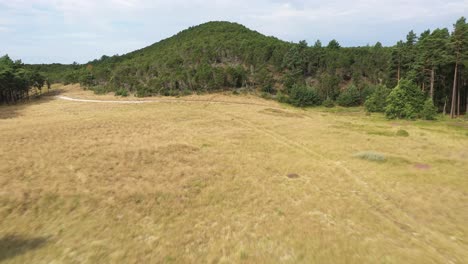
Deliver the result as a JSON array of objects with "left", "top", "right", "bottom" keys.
[{"left": 0, "top": 0, "right": 467, "bottom": 64}]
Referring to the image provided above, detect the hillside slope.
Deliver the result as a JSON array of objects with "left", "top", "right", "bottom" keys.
[{"left": 87, "top": 22, "right": 290, "bottom": 96}]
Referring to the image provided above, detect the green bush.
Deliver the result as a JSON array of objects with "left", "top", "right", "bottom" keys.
[
  {"left": 275, "top": 91, "right": 289, "bottom": 103},
  {"left": 360, "top": 84, "right": 376, "bottom": 104},
  {"left": 181, "top": 89, "right": 192, "bottom": 96},
  {"left": 282, "top": 70, "right": 302, "bottom": 91},
  {"left": 135, "top": 85, "right": 155, "bottom": 97},
  {"left": 260, "top": 92, "right": 273, "bottom": 100},
  {"left": 322, "top": 98, "right": 335, "bottom": 108},
  {"left": 364, "top": 85, "right": 390, "bottom": 112},
  {"left": 337, "top": 85, "right": 361, "bottom": 107},
  {"left": 385, "top": 79, "right": 424, "bottom": 119},
  {"left": 420, "top": 98, "right": 437, "bottom": 120},
  {"left": 396, "top": 129, "right": 409, "bottom": 137},
  {"left": 288, "top": 85, "right": 321, "bottom": 107},
  {"left": 115, "top": 88, "right": 128, "bottom": 97},
  {"left": 261, "top": 84, "right": 276, "bottom": 94}
]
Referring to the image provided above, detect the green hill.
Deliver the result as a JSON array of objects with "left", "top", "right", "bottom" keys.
[{"left": 88, "top": 21, "right": 290, "bottom": 96}]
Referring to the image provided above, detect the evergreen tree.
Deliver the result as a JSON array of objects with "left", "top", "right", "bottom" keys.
[
  {"left": 450, "top": 17, "right": 468, "bottom": 118},
  {"left": 385, "top": 79, "right": 425, "bottom": 119},
  {"left": 365, "top": 85, "right": 390, "bottom": 112},
  {"left": 327, "top": 40, "right": 341, "bottom": 50}
]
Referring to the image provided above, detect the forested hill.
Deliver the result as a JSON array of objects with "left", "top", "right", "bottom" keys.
[
  {"left": 88, "top": 21, "right": 292, "bottom": 95},
  {"left": 25, "top": 19, "right": 468, "bottom": 118}
]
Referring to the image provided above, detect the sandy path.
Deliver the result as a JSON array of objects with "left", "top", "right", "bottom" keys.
[
  {"left": 56, "top": 95, "right": 148, "bottom": 104},
  {"left": 55, "top": 95, "right": 272, "bottom": 107}
]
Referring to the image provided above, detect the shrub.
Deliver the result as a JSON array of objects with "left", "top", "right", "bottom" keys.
[
  {"left": 360, "top": 84, "right": 376, "bottom": 104},
  {"left": 282, "top": 70, "right": 302, "bottom": 91},
  {"left": 115, "top": 88, "right": 128, "bottom": 97},
  {"left": 322, "top": 97, "right": 335, "bottom": 108},
  {"left": 288, "top": 85, "right": 321, "bottom": 107},
  {"left": 181, "top": 89, "right": 192, "bottom": 96},
  {"left": 396, "top": 129, "right": 409, "bottom": 137},
  {"left": 364, "top": 85, "right": 390, "bottom": 112},
  {"left": 135, "top": 85, "right": 153, "bottom": 97},
  {"left": 420, "top": 98, "right": 437, "bottom": 120},
  {"left": 385, "top": 79, "right": 424, "bottom": 119},
  {"left": 337, "top": 85, "right": 361, "bottom": 107},
  {"left": 275, "top": 91, "right": 289, "bottom": 103},
  {"left": 353, "top": 151, "right": 386, "bottom": 162},
  {"left": 90, "top": 85, "right": 108, "bottom": 95},
  {"left": 260, "top": 92, "right": 273, "bottom": 100},
  {"left": 261, "top": 84, "right": 276, "bottom": 94}
]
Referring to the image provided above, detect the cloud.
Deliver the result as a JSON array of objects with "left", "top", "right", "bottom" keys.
[{"left": 0, "top": 0, "right": 467, "bottom": 63}]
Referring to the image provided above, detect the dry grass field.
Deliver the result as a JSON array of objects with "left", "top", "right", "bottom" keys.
[{"left": 1, "top": 85, "right": 467, "bottom": 263}]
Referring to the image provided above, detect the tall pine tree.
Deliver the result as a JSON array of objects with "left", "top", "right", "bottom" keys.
[{"left": 450, "top": 17, "right": 468, "bottom": 118}]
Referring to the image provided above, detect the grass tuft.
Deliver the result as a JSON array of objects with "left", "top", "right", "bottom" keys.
[
  {"left": 240, "top": 251, "right": 249, "bottom": 260},
  {"left": 367, "top": 130, "right": 395, "bottom": 137},
  {"left": 353, "top": 151, "right": 386, "bottom": 162}
]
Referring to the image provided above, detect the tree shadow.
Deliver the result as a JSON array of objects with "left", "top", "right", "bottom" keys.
[
  {"left": 0, "top": 88, "right": 65, "bottom": 120},
  {"left": 0, "top": 234, "right": 49, "bottom": 262}
]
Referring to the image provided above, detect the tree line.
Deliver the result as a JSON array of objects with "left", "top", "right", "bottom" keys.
[
  {"left": 0, "top": 55, "right": 49, "bottom": 104},
  {"left": 387, "top": 17, "right": 468, "bottom": 118},
  {"left": 277, "top": 17, "right": 467, "bottom": 119}
]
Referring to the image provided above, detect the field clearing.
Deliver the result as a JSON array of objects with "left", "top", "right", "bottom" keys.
[{"left": 1, "top": 85, "right": 467, "bottom": 263}]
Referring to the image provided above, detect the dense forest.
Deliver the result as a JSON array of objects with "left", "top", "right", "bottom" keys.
[{"left": 4, "top": 18, "right": 468, "bottom": 119}]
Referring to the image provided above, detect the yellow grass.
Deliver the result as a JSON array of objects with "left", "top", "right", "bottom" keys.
[{"left": 0, "top": 85, "right": 467, "bottom": 263}]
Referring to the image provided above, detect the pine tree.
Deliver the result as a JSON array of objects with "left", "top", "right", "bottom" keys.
[
  {"left": 417, "top": 28, "right": 450, "bottom": 100},
  {"left": 450, "top": 17, "right": 468, "bottom": 118}
]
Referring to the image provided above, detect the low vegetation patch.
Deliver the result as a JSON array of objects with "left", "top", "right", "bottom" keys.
[
  {"left": 322, "top": 98, "right": 335, "bottom": 108},
  {"left": 115, "top": 88, "right": 129, "bottom": 97},
  {"left": 337, "top": 85, "right": 361, "bottom": 107},
  {"left": 420, "top": 98, "right": 438, "bottom": 120},
  {"left": 353, "top": 151, "right": 386, "bottom": 162},
  {"left": 364, "top": 85, "right": 390, "bottom": 113},
  {"left": 367, "top": 130, "right": 395, "bottom": 137},
  {"left": 396, "top": 129, "right": 410, "bottom": 137},
  {"left": 287, "top": 85, "right": 321, "bottom": 107}
]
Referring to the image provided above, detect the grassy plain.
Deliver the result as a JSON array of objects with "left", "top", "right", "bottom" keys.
[{"left": 0, "top": 85, "right": 467, "bottom": 263}]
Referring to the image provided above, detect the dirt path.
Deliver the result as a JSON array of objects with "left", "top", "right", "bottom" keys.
[
  {"left": 56, "top": 95, "right": 146, "bottom": 104},
  {"left": 55, "top": 95, "right": 272, "bottom": 107}
]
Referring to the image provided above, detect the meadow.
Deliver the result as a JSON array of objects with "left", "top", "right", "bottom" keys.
[{"left": 0, "top": 85, "right": 467, "bottom": 263}]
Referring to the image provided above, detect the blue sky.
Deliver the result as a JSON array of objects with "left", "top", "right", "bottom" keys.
[{"left": 1, "top": 0, "right": 467, "bottom": 64}]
